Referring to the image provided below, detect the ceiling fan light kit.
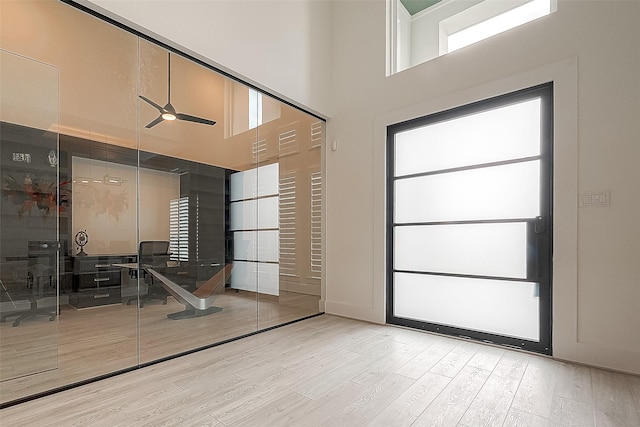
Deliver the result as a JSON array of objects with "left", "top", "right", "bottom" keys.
[{"left": 140, "top": 52, "right": 217, "bottom": 128}]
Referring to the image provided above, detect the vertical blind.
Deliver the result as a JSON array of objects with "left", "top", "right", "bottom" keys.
[
  {"left": 279, "top": 171, "right": 297, "bottom": 277},
  {"left": 310, "top": 170, "right": 322, "bottom": 278},
  {"left": 169, "top": 197, "right": 189, "bottom": 262}
]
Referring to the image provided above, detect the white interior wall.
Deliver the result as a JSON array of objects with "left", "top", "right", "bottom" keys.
[
  {"left": 327, "top": 0, "right": 640, "bottom": 375},
  {"left": 72, "top": 158, "right": 179, "bottom": 255},
  {"left": 82, "top": 0, "right": 331, "bottom": 117},
  {"left": 396, "top": 0, "right": 412, "bottom": 73}
]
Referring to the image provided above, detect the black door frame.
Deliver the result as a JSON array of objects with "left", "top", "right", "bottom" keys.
[{"left": 386, "top": 83, "right": 553, "bottom": 355}]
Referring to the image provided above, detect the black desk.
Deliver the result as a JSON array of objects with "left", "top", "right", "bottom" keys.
[{"left": 70, "top": 254, "right": 136, "bottom": 308}]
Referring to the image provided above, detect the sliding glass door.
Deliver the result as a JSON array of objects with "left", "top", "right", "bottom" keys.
[
  {"left": 387, "top": 84, "right": 553, "bottom": 354},
  {"left": 1, "top": 0, "right": 323, "bottom": 407},
  {"left": 0, "top": 50, "right": 60, "bottom": 381},
  {"left": 136, "top": 41, "right": 323, "bottom": 362}
]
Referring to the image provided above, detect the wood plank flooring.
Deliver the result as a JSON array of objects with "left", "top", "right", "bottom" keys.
[
  {"left": 1, "top": 314, "right": 639, "bottom": 426},
  {"left": 0, "top": 290, "right": 320, "bottom": 403}
]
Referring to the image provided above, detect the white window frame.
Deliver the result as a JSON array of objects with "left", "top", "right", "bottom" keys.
[
  {"left": 387, "top": 0, "right": 557, "bottom": 75},
  {"left": 440, "top": 0, "right": 556, "bottom": 54}
]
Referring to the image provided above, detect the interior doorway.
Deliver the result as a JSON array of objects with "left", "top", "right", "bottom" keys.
[{"left": 387, "top": 83, "right": 553, "bottom": 354}]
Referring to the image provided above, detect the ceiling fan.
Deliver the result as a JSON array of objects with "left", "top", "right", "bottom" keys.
[{"left": 139, "top": 52, "right": 217, "bottom": 129}]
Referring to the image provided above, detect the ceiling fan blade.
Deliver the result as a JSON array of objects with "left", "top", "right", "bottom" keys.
[
  {"left": 142, "top": 55, "right": 217, "bottom": 128},
  {"left": 176, "top": 113, "right": 217, "bottom": 126},
  {"left": 139, "top": 95, "right": 164, "bottom": 112},
  {"left": 145, "top": 116, "right": 164, "bottom": 129}
]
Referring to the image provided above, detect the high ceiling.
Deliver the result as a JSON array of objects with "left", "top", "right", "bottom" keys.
[{"left": 400, "top": 0, "right": 443, "bottom": 16}]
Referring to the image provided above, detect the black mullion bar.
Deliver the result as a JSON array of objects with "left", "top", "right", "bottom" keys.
[
  {"left": 386, "top": 121, "right": 397, "bottom": 324},
  {"left": 393, "top": 269, "right": 530, "bottom": 283},
  {"left": 394, "top": 218, "right": 533, "bottom": 227},
  {"left": 389, "top": 83, "right": 553, "bottom": 134},
  {"left": 393, "top": 317, "right": 545, "bottom": 354},
  {"left": 537, "top": 82, "right": 554, "bottom": 354},
  {"left": 394, "top": 155, "right": 541, "bottom": 181},
  {"left": 231, "top": 228, "right": 279, "bottom": 232}
]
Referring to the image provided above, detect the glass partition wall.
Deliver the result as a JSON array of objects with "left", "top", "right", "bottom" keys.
[
  {"left": 0, "top": 50, "right": 60, "bottom": 383},
  {"left": 0, "top": 0, "right": 323, "bottom": 406}
]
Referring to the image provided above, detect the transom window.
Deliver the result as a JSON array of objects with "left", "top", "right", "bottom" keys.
[{"left": 387, "top": 0, "right": 557, "bottom": 75}]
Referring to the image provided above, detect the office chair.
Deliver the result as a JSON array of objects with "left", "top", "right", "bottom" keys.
[
  {"left": 0, "top": 243, "right": 58, "bottom": 327},
  {"left": 132, "top": 240, "right": 171, "bottom": 308}
]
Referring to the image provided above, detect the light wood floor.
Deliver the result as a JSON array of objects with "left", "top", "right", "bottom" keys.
[
  {"left": 0, "top": 290, "right": 320, "bottom": 403},
  {"left": 1, "top": 315, "right": 639, "bottom": 426}
]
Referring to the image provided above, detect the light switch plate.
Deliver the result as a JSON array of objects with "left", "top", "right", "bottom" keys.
[{"left": 579, "top": 191, "right": 611, "bottom": 207}]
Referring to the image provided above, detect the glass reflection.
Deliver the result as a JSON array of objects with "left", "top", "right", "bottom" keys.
[
  {"left": 0, "top": 50, "right": 59, "bottom": 382},
  {"left": 0, "top": 0, "right": 322, "bottom": 406},
  {"left": 137, "top": 40, "right": 263, "bottom": 362},
  {"left": 256, "top": 105, "right": 323, "bottom": 329},
  {"left": 1, "top": 0, "right": 140, "bottom": 404}
]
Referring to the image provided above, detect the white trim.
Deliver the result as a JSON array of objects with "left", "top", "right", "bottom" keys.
[
  {"left": 325, "top": 300, "right": 383, "bottom": 325},
  {"left": 440, "top": 0, "right": 531, "bottom": 38},
  {"left": 386, "top": 0, "right": 398, "bottom": 76},
  {"left": 412, "top": 0, "right": 458, "bottom": 19},
  {"left": 370, "top": 57, "right": 586, "bottom": 366},
  {"left": 442, "top": 0, "right": 556, "bottom": 54}
]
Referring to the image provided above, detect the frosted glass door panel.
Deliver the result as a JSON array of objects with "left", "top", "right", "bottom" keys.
[
  {"left": 394, "top": 223, "right": 527, "bottom": 278},
  {"left": 230, "top": 199, "right": 256, "bottom": 230},
  {"left": 257, "top": 163, "right": 279, "bottom": 197},
  {"left": 395, "top": 98, "right": 541, "bottom": 177},
  {"left": 394, "top": 161, "right": 540, "bottom": 223},
  {"left": 394, "top": 273, "right": 539, "bottom": 341},
  {"left": 234, "top": 230, "right": 279, "bottom": 262},
  {"left": 230, "top": 261, "right": 279, "bottom": 295},
  {"left": 229, "top": 196, "right": 279, "bottom": 230},
  {"left": 230, "top": 168, "right": 256, "bottom": 201},
  {"left": 230, "top": 163, "right": 279, "bottom": 201},
  {"left": 229, "top": 162, "right": 280, "bottom": 296},
  {"left": 256, "top": 196, "right": 279, "bottom": 229}
]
